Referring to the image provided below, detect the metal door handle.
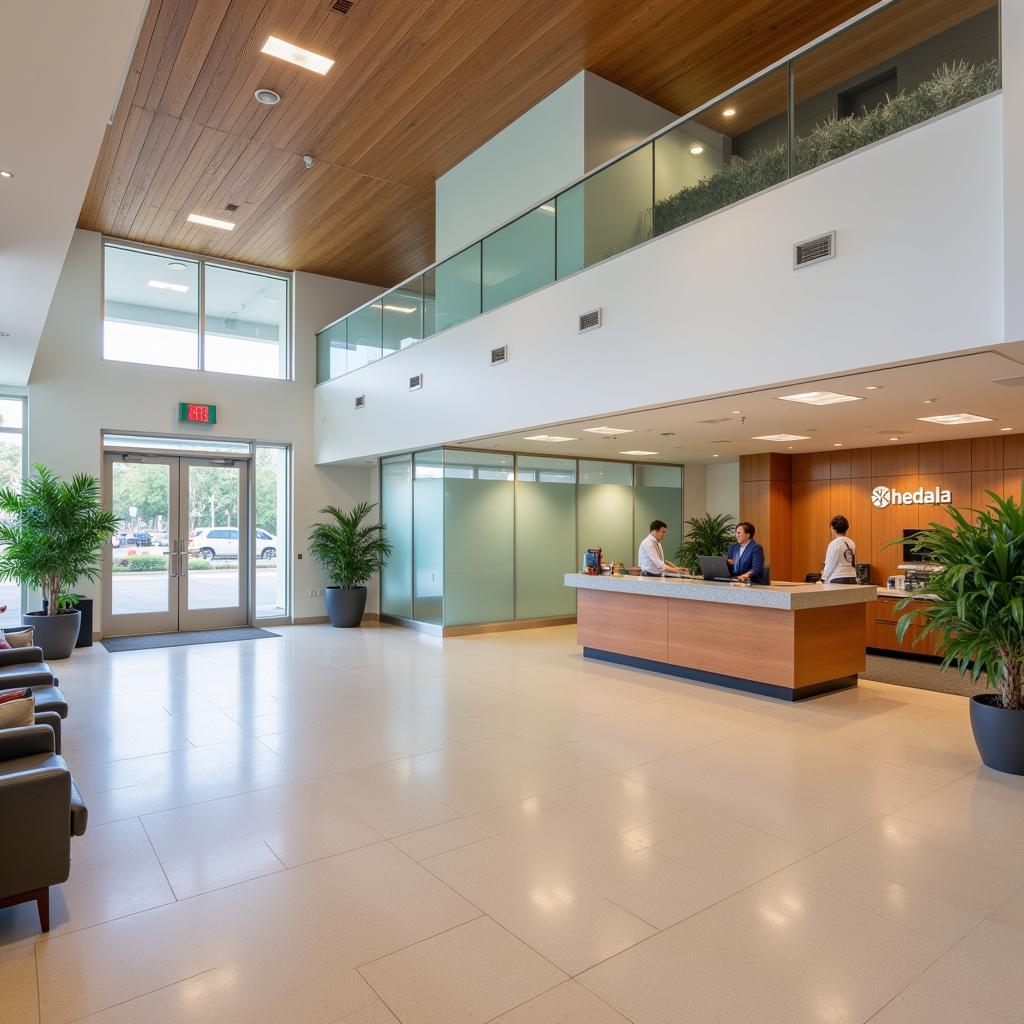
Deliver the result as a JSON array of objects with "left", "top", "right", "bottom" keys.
[{"left": 169, "top": 540, "right": 178, "bottom": 578}]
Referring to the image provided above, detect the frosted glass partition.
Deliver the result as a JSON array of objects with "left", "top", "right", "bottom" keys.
[
  {"left": 578, "top": 460, "right": 634, "bottom": 567},
  {"left": 516, "top": 456, "right": 577, "bottom": 619},
  {"left": 413, "top": 450, "right": 444, "bottom": 624},
  {"left": 381, "top": 455, "right": 413, "bottom": 618},
  {"left": 443, "top": 451, "right": 514, "bottom": 626},
  {"left": 634, "top": 464, "right": 683, "bottom": 561},
  {"left": 433, "top": 244, "right": 481, "bottom": 332},
  {"left": 482, "top": 205, "right": 556, "bottom": 312}
]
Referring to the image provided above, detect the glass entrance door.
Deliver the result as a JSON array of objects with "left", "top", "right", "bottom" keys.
[{"left": 103, "top": 453, "right": 249, "bottom": 636}]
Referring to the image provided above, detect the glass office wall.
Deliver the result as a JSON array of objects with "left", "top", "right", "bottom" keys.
[
  {"left": 413, "top": 450, "right": 444, "bottom": 624},
  {"left": 381, "top": 451, "right": 682, "bottom": 629},
  {"left": 634, "top": 465, "right": 683, "bottom": 560},
  {"left": 381, "top": 455, "right": 413, "bottom": 618},
  {"left": 516, "top": 456, "right": 577, "bottom": 619},
  {"left": 443, "top": 451, "right": 515, "bottom": 625},
  {"left": 578, "top": 461, "right": 634, "bottom": 567}
]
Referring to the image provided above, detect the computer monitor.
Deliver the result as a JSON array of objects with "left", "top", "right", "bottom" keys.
[{"left": 696, "top": 555, "right": 732, "bottom": 581}]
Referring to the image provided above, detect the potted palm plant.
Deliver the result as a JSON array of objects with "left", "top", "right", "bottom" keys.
[
  {"left": 675, "top": 512, "right": 737, "bottom": 575},
  {"left": 308, "top": 501, "right": 391, "bottom": 628},
  {"left": 898, "top": 489, "right": 1024, "bottom": 774},
  {"left": 0, "top": 464, "right": 120, "bottom": 659}
]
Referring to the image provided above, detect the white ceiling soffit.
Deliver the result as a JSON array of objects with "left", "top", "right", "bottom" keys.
[
  {"left": 460, "top": 349, "right": 1024, "bottom": 463},
  {"left": 0, "top": 0, "right": 149, "bottom": 386}
]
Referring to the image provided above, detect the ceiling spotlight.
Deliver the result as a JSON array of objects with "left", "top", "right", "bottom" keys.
[
  {"left": 713, "top": 453, "right": 720, "bottom": 458},
  {"left": 833, "top": 442, "right": 843, "bottom": 447},
  {"left": 889, "top": 436, "right": 900, "bottom": 441},
  {"left": 689, "top": 143, "right": 705, "bottom": 156},
  {"left": 1001, "top": 426, "right": 1013, "bottom": 431},
  {"left": 923, "top": 398, "right": 937, "bottom": 405},
  {"left": 722, "top": 107, "right": 736, "bottom": 118},
  {"left": 254, "top": 88, "right": 281, "bottom": 106},
  {"left": 864, "top": 385, "right": 881, "bottom": 391},
  {"left": 0, "top": 170, "right": 13, "bottom": 179},
  {"left": 731, "top": 410, "right": 742, "bottom": 415}
]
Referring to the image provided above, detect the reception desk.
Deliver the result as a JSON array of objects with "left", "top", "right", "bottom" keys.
[{"left": 565, "top": 574, "right": 875, "bottom": 701}]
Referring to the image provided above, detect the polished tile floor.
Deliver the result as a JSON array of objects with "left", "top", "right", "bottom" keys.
[{"left": 3, "top": 624, "right": 1024, "bottom": 1023}]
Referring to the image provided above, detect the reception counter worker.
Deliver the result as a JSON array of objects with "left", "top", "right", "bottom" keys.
[
  {"left": 565, "top": 572, "right": 874, "bottom": 701},
  {"left": 726, "top": 521, "right": 765, "bottom": 583},
  {"left": 638, "top": 519, "right": 683, "bottom": 576}
]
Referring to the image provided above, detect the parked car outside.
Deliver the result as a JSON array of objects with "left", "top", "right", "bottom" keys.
[
  {"left": 190, "top": 527, "right": 277, "bottom": 560},
  {"left": 256, "top": 528, "right": 278, "bottom": 559},
  {"left": 122, "top": 530, "right": 152, "bottom": 546}
]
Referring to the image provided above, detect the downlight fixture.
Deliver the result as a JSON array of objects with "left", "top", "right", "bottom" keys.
[
  {"left": 722, "top": 107, "right": 736, "bottom": 118},
  {"left": 689, "top": 143, "right": 705, "bottom": 156},
  {"left": 0, "top": 170, "right": 13, "bottom": 179},
  {"left": 254, "top": 88, "right": 281, "bottom": 106}
]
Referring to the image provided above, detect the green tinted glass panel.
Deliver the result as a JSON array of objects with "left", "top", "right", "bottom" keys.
[
  {"left": 413, "top": 450, "right": 444, "bottom": 624},
  {"left": 578, "top": 460, "right": 633, "bottom": 566},
  {"left": 633, "top": 464, "right": 682, "bottom": 561},
  {"left": 482, "top": 206, "right": 555, "bottom": 312},
  {"left": 443, "top": 451, "right": 514, "bottom": 626},
  {"left": 555, "top": 187, "right": 584, "bottom": 279},
  {"left": 434, "top": 245, "right": 481, "bottom": 332},
  {"left": 580, "top": 146, "right": 652, "bottom": 269},
  {"left": 382, "top": 281, "right": 424, "bottom": 355},
  {"left": 347, "top": 303, "right": 382, "bottom": 371},
  {"left": 316, "top": 320, "right": 347, "bottom": 383},
  {"left": 381, "top": 455, "right": 413, "bottom": 618},
  {"left": 516, "top": 456, "right": 576, "bottom": 619}
]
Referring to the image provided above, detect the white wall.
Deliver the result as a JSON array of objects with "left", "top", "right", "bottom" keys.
[
  {"left": 317, "top": 96, "right": 1004, "bottom": 464},
  {"left": 705, "top": 462, "right": 740, "bottom": 521},
  {"left": 435, "top": 75, "right": 585, "bottom": 262},
  {"left": 30, "top": 230, "right": 382, "bottom": 632}
]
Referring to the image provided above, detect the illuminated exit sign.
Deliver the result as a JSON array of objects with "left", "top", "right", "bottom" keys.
[{"left": 179, "top": 402, "right": 217, "bottom": 425}]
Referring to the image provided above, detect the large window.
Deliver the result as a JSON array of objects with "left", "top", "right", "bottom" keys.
[
  {"left": 103, "top": 242, "right": 290, "bottom": 379},
  {"left": 0, "top": 396, "right": 26, "bottom": 628}
]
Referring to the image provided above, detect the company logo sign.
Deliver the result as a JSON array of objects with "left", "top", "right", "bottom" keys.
[{"left": 871, "top": 484, "right": 952, "bottom": 509}]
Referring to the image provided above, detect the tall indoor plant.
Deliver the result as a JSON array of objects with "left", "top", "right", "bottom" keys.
[
  {"left": 898, "top": 489, "right": 1024, "bottom": 774},
  {"left": 675, "top": 512, "right": 736, "bottom": 575},
  {"left": 0, "top": 464, "right": 119, "bottom": 659},
  {"left": 309, "top": 501, "right": 391, "bottom": 628}
]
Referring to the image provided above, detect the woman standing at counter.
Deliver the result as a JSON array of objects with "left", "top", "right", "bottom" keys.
[{"left": 821, "top": 515, "right": 858, "bottom": 584}]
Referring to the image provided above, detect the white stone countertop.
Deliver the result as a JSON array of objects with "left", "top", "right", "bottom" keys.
[
  {"left": 876, "top": 587, "right": 940, "bottom": 601},
  {"left": 565, "top": 573, "right": 876, "bottom": 611}
]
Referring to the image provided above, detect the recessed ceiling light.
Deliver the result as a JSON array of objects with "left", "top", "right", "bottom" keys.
[
  {"left": 752, "top": 434, "right": 811, "bottom": 442},
  {"left": 833, "top": 442, "right": 843, "bottom": 447},
  {"left": 864, "top": 385, "right": 881, "bottom": 390},
  {"left": 148, "top": 280, "right": 190, "bottom": 293},
  {"left": 584, "top": 426, "right": 634, "bottom": 435},
  {"left": 923, "top": 398, "right": 937, "bottom": 405},
  {"left": 889, "top": 436, "right": 900, "bottom": 441},
  {"left": 712, "top": 454, "right": 720, "bottom": 458},
  {"left": 0, "top": 170, "right": 13, "bottom": 179},
  {"left": 778, "top": 390, "right": 862, "bottom": 406},
  {"left": 730, "top": 409, "right": 742, "bottom": 414},
  {"left": 254, "top": 88, "right": 281, "bottom": 106},
  {"left": 689, "top": 143, "right": 705, "bottom": 156},
  {"left": 722, "top": 107, "right": 736, "bottom": 118},
  {"left": 1001, "top": 426, "right": 1013, "bottom": 431},
  {"left": 187, "top": 213, "right": 235, "bottom": 231},
  {"left": 620, "top": 450, "right": 659, "bottom": 456},
  {"left": 0, "top": 331, "right": 9, "bottom": 337},
  {"left": 523, "top": 434, "right": 576, "bottom": 443},
  {"left": 261, "top": 35, "right": 335, "bottom": 75},
  {"left": 916, "top": 413, "right": 993, "bottom": 425}
]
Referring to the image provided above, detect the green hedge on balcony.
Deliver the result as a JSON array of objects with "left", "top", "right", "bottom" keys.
[{"left": 654, "top": 60, "right": 1000, "bottom": 234}]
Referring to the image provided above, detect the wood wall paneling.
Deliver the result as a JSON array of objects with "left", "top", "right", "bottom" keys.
[
  {"left": 791, "top": 479, "right": 831, "bottom": 580},
  {"left": 971, "top": 436, "right": 1004, "bottom": 472},
  {"left": 1005, "top": 436, "right": 1024, "bottom": 470},
  {"left": 850, "top": 447, "right": 872, "bottom": 478},
  {"left": 768, "top": 479, "right": 792, "bottom": 580},
  {"left": 871, "top": 444, "right": 919, "bottom": 478},
  {"left": 919, "top": 440, "right": 972, "bottom": 475},
  {"left": 829, "top": 450, "right": 852, "bottom": 479},
  {"left": 768, "top": 453, "right": 792, "bottom": 483},
  {"left": 971, "top": 470, "right": 1004, "bottom": 522},
  {"left": 920, "top": 471, "right": 971, "bottom": 533},
  {"left": 870, "top": 476, "right": 922, "bottom": 585}
]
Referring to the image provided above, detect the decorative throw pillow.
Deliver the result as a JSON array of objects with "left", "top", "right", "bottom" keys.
[
  {"left": 0, "top": 687, "right": 34, "bottom": 728},
  {"left": 0, "top": 634, "right": 10, "bottom": 650},
  {"left": 3, "top": 627, "right": 34, "bottom": 648}
]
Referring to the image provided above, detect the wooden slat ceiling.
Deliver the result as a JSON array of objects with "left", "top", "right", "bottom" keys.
[{"left": 81, "top": 0, "right": 944, "bottom": 286}]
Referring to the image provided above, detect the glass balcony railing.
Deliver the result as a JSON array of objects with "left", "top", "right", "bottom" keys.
[{"left": 317, "top": 0, "right": 1000, "bottom": 384}]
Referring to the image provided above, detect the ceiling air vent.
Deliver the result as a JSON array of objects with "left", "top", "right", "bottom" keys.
[
  {"left": 578, "top": 308, "right": 602, "bottom": 333},
  {"left": 793, "top": 231, "right": 836, "bottom": 269},
  {"left": 331, "top": 0, "right": 355, "bottom": 12},
  {"left": 491, "top": 345, "right": 507, "bottom": 365},
  {"left": 697, "top": 417, "right": 733, "bottom": 424},
  {"left": 354, "top": 395, "right": 365, "bottom": 409},
  {"left": 993, "top": 374, "right": 1024, "bottom": 388},
  {"left": 225, "top": 202, "right": 240, "bottom": 213},
  {"left": 408, "top": 373, "right": 423, "bottom": 391}
]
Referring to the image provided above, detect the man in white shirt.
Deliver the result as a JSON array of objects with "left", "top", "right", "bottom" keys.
[{"left": 638, "top": 520, "right": 683, "bottom": 576}]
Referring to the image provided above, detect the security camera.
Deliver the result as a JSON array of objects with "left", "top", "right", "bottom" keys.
[{"left": 302, "top": 154, "right": 315, "bottom": 169}]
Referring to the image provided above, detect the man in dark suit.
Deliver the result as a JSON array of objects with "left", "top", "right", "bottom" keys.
[{"left": 726, "top": 521, "right": 765, "bottom": 583}]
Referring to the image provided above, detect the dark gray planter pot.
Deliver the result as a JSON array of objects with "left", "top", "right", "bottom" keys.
[
  {"left": 24, "top": 611, "right": 83, "bottom": 661},
  {"left": 324, "top": 586, "right": 367, "bottom": 628},
  {"left": 970, "top": 694, "right": 1024, "bottom": 775}
]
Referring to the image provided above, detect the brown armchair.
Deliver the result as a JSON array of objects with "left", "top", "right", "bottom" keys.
[
  {"left": 0, "top": 723, "right": 87, "bottom": 931},
  {"left": 0, "top": 646, "right": 68, "bottom": 721}
]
